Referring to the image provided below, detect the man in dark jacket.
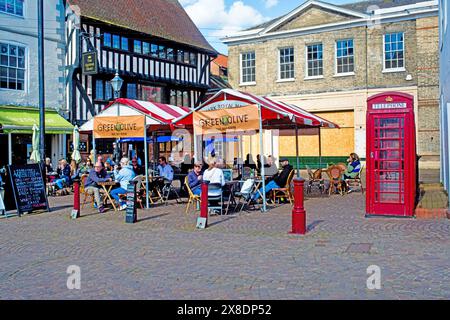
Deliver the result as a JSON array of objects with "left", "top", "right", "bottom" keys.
[
  {"left": 251, "top": 158, "right": 293, "bottom": 202},
  {"left": 84, "top": 161, "right": 112, "bottom": 213}
]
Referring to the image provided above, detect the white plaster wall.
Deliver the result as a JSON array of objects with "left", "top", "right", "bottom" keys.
[{"left": 0, "top": 0, "right": 66, "bottom": 110}]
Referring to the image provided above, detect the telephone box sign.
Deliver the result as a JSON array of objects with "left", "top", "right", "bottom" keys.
[{"left": 366, "top": 92, "right": 416, "bottom": 217}]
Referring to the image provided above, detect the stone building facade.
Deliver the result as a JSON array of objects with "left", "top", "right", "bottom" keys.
[{"left": 224, "top": 0, "right": 440, "bottom": 168}]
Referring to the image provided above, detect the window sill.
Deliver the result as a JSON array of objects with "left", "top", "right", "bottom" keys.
[
  {"left": 304, "top": 76, "right": 324, "bottom": 80},
  {"left": 276, "top": 78, "right": 295, "bottom": 83},
  {"left": 0, "top": 87, "right": 26, "bottom": 92},
  {"left": 382, "top": 68, "right": 406, "bottom": 73},
  {"left": 333, "top": 72, "right": 355, "bottom": 78},
  {"left": 239, "top": 82, "right": 256, "bottom": 86},
  {"left": 0, "top": 11, "right": 25, "bottom": 19}
]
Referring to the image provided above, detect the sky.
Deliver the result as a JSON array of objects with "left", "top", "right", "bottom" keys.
[{"left": 179, "top": 0, "right": 359, "bottom": 54}]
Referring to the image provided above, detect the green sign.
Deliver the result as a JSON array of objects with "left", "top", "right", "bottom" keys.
[{"left": 82, "top": 51, "right": 98, "bottom": 75}]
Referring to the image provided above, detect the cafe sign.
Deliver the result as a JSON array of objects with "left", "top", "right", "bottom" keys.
[
  {"left": 82, "top": 51, "right": 98, "bottom": 75},
  {"left": 93, "top": 115, "right": 145, "bottom": 138},
  {"left": 194, "top": 105, "right": 259, "bottom": 134}
]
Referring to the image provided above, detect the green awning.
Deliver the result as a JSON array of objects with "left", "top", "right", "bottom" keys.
[{"left": 0, "top": 106, "right": 73, "bottom": 134}]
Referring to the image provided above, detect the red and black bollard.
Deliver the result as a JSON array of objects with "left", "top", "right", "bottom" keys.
[
  {"left": 290, "top": 178, "right": 306, "bottom": 235},
  {"left": 71, "top": 178, "right": 80, "bottom": 219},
  {"left": 197, "top": 180, "right": 209, "bottom": 229}
]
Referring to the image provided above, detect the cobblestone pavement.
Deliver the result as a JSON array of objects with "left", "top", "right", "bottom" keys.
[{"left": 0, "top": 190, "right": 449, "bottom": 300}]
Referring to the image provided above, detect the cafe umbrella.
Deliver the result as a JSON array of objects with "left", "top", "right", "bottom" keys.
[
  {"left": 71, "top": 125, "right": 82, "bottom": 163},
  {"left": 30, "top": 124, "right": 41, "bottom": 163}
]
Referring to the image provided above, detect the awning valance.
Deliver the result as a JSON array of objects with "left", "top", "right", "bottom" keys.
[
  {"left": 0, "top": 106, "right": 73, "bottom": 134},
  {"left": 173, "top": 89, "right": 339, "bottom": 129},
  {"left": 79, "top": 98, "right": 190, "bottom": 132}
]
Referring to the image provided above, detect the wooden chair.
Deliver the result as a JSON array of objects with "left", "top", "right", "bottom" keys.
[
  {"left": 344, "top": 164, "right": 365, "bottom": 194},
  {"left": 326, "top": 165, "right": 344, "bottom": 196},
  {"left": 271, "top": 170, "right": 295, "bottom": 204},
  {"left": 184, "top": 176, "right": 201, "bottom": 214},
  {"left": 80, "top": 174, "right": 95, "bottom": 208},
  {"left": 306, "top": 165, "right": 324, "bottom": 194}
]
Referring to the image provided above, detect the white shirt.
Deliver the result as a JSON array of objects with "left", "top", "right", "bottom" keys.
[{"left": 203, "top": 167, "right": 225, "bottom": 196}]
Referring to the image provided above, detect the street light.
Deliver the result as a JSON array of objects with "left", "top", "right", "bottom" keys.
[{"left": 110, "top": 71, "right": 123, "bottom": 99}]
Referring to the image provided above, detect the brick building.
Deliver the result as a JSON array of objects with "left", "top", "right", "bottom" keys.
[{"left": 223, "top": 0, "right": 440, "bottom": 168}]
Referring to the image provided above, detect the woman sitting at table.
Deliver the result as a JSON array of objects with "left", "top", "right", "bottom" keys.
[
  {"left": 343, "top": 153, "right": 361, "bottom": 193},
  {"left": 111, "top": 157, "right": 136, "bottom": 211},
  {"left": 55, "top": 159, "right": 71, "bottom": 190},
  {"left": 187, "top": 162, "right": 203, "bottom": 196},
  {"left": 70, "top": 160, "right": 80, "bottom": 182},
  {"left": 203, "top": 157, "right": 225, "bottom": 196}
]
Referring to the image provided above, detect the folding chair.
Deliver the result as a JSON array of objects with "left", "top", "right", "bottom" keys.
[
  {"left": 161, "top": 179, "right": 182, "bottom": 205},
  {"left": 345, "top": 164, "right": 365, "bottom": 194},
  {"left": 184, "top": 176, "right": 201, "bottom": 214},
  {"left": 306, "top": 165, "right": 325, "bottom": 194},
  {"left": 80, "top": 174, "right": 95, "bottom": 208},
  {"left": 234, "top": 179, "right": 255, "bottom": 212}
]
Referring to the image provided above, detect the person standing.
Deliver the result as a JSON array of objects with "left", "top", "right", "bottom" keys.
[
  {"left": 84, "top": 162, "right": 112, "bottom": 213},
  {"left": 110, "top": 157, "right": 135, "bottom": 210},
  {"left": 112, "top": 142, "right": 122, "bottom": 164}
]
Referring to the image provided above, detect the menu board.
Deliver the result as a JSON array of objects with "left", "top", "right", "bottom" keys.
[{"left": 7, "top": 164, "right": 49, "bottom": 215}]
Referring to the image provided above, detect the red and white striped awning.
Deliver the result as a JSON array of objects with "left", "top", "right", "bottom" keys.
[
  {"left": 173, "top": 89, "right": 339, "bottom": 128},
  {"left": 79, "top": 98, "right": 190, "bottom": 132}
]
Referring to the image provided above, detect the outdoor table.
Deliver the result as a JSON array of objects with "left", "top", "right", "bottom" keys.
[{"left": 98, "top": 181, "right": 119, "bottom": 211}]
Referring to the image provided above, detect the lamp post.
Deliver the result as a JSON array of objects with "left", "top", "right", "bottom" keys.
[{"left": 110, "top": 72, "right": 124, "bottom": 100}]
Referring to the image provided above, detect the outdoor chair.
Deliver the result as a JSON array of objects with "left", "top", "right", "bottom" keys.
[
  {"left": 207, "top": 183, "right": 223, "bottom": 215},
  {"left": 326, "top": 165, "right": 345, "bottom": 196},
  {"left": 344, "top": 164, "right": 365, "bottom": 194},
  {"left": 306, "top": 165, "right": 324, "bottom": 194},
  {"left": 80, "top": 174, "right": 95, "bottom": 208},
  {"left": 234, "top": 178, "right": 255, "bottom": 212},
  {"left": 271, "top": 170, "right": 295, "bottom": 204},
  {"left": 184, "top": 176, "right": 201, "bottom": 214},
  {"left": 161, "top": 179, "right": 182, "bottom": 206},
  {"left": 242, "top": 167, "right": 252, "bottom": 180}
]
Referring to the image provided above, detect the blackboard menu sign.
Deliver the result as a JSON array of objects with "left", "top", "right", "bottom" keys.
[
  {"left": 7, "top": 164, "right": 49, "bottom": 216},
  {"left": 125, "top": 181, "right": 137, "bottom": 223}
]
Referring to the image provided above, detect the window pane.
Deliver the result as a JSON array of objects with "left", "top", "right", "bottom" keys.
[
  {"left": 151, "top": 44, "right": 158, "bottom": 57},
  {"left": 167, "top": 48, "right": 175, "bottom": 61},
  {"left": 95, "top": 80, "right": 104, "bottom": 100},
  {"left": 133, "top": 40, "right": 141, "bottom": 53},
  {"left": 113, "top": 35, "right": 120, "bottom": 49},
  {"left": 103, "top": 33, "right": 111, "bottom": 47},
  {"left": 105, "top": 82, "right": 113, "bottom": 100},
  {"left": 384, "top": 32, "right": 404, "bottom": 69},
  {"left": 127, "top": 83, "right": 137, "bottom": 99},
  {"left": 121, "top": 37, "right": 128, "bottom": 50},
  {"left": 159, "top": 46, "right": 166, "bottom": 59},
  {"left": 143, "top": 42, "right": 150, "bottom": 55}
]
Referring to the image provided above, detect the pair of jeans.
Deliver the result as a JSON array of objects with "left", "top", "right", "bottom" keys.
[
  {"left": 55, "top": 177, "right": 67, "bottom": 189},
  {"left": 110, "top": 187, "right": 127, "bottom": 206},
  {"left": 252, "top": 180, "right": 280, "bottom": 201},
  {"left": 192, "top": 187, "right": 201, "bottom": 196}
]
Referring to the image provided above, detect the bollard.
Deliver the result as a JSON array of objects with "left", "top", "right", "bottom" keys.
[
  {"left": 290, "top": 178, "right": 306, "bottom": 235},
  {"left": 125, "top": 180, "right": 137, "bottom": 224},
  {"left": 197, "top": 180, "right": 209, "bottom": 229},
  {"left": 71, "top": 178, "right": 80, "bottom": 219}
]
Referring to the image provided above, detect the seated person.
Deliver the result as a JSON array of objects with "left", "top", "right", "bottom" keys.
[
  {"left": 256, "top": 154, "right": 273, "bottom": 176},
  {"left": 148, "top": 156, "right": 174, "bottom": 193},
  {"left": 202, "top": 157, "right": 225, "bottom": 197},
  {"left": 264, "top": 155, "right": 279, "bottom": 177},
  {"left": 244, "top": 154, "right": 257, "bottom": 170},
  {"left": 79, "top": 158, "right": 93, "bottom": 174},
  {"left": 104, "top": 161, "right": 113, "bottom": 173},
  {"left": 84, "top": 162, "right": 112, "bottom": 213},
  {"left": 131, "top": 157, "right": 145, "bottom": 176},
  {"left": 343, "top": 153, "right": 361, "bottom": 193},
  {"left": 55, "top": 159, "right": 71, "bottom": 189},
  {"left": 110, "top": 157, "right": 135, "bottom": 211},
  {"left": 70, "top": 160, "right": 80, "bottom": 182},
  {"left": 251, "top": 158, "right": 293, "bottom": 202},
  {"left": 187, "top": 162, "right": 203, "bottom": 196},
  {"left": 44, "top": 157, "right": 53, "bottom": 175}
]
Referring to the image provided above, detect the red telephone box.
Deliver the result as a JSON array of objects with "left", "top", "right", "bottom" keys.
[{"left": 366, "top": 92, "right": 416, "bottom": 217}]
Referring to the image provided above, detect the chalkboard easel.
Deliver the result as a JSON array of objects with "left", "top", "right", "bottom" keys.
[{"left": 7, "top": 163, "right": 50, "bottom": 216}]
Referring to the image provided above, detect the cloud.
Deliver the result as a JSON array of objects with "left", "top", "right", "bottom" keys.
[
  {"left": 182, "top": 0, "right": 268, "bottom": 38},
  {"left": 265, "top": 0, "right": 278, "bottom": 8}
]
